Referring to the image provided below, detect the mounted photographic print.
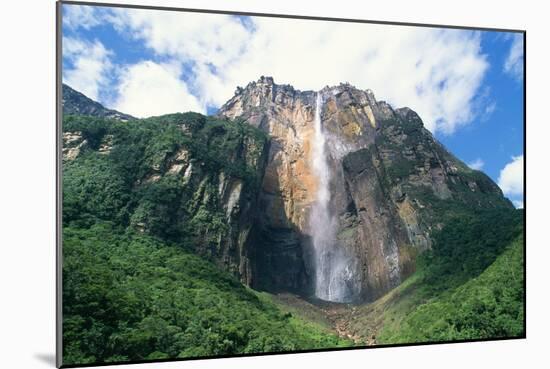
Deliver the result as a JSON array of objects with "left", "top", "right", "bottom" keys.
[{"left": 57, "top": 1, "right": 526, "bottom": 367}]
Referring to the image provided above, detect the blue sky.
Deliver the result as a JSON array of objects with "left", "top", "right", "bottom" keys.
[
  {"left": 61, "top": 4, "right": 524, "bottom": 207},
  {"left": 439, "top": 32, "right": 524, "bottom": 206}
]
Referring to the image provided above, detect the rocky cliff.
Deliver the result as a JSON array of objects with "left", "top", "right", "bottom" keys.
[{"left": 218, "top": 76, "right": 513, "bottom": 301}]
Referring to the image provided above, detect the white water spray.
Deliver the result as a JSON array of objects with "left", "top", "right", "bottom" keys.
[{"left": 310, "top": 92, "right": 358, "bottom": 303}]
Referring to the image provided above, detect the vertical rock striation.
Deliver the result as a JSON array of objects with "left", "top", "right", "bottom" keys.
[{"left": 219, "top": 77, "right": 318, "bottom": 292}]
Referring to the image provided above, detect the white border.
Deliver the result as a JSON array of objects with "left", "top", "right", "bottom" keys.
[{"left": 1, "top": 1, "right": 546, "bottom": 369}]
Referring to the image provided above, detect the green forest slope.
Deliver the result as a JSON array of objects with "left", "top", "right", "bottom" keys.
[
  {"left": 63, "top": 222, "right": 350, "bottom": 365},
  {"left": 345, "top": 208, "right": 524, "bottom": 344}
]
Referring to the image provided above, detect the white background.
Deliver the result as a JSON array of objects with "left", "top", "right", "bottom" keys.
[{"left": 0, "top": 0, "right": 546, "bottom": 368}]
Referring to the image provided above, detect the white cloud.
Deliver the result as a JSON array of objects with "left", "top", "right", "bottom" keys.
[
  {"left": 113, "top": 61, "right": 203, "bottom": 118},
  {"left": 108, "top": 8, "right": 253, "bottom": 110},
  {"left": 62, "top": 37, "right": 113, "bottom": 101},
  {"left": 62, "top": 7, "right": 489, "bottom": 131},
  {"left": 485, "top": 102, "right": 496, "bottom": 116},
  {"left": 504, "top": 34, "right": 524, "bottom": 82},
  {"left": 498, "top": 155, "right": 524, "bottom": 196},
  {"left": 467, "top": 158, "right": 484, "bottom": 170},
  {"left": 111, "top": 9, "right": 251, "bottom": 68},
  {"left": 238, "top": 20, "right": 488, "bottom": 135},
  {"left": 104, "top": 9, "right": 489, "bottom": 134},
  {"left": 63, "top": 4, "right": 101, "bottom": 30},
  {"left": 512, "top": 200, "right": 524, "bottom": 209}
]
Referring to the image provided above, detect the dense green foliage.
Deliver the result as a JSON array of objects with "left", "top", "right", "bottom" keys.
[
  {"left": 63, "top": 223, "right": 349, "bottom": 365},
  {"left": 375, "top": 114, "right": 513, "bottom": 227},
  {"left": 63, "top": 113, "right": 267, "bottom": 244},
  {"left": 420, "top": 208, "right": 523, "bottom": 292},
  {"left": 407, "top": 171, "right": 514, "bottom": 227},
  {"left": 375, "top": 208, "right": 524, "bottom": 343}
]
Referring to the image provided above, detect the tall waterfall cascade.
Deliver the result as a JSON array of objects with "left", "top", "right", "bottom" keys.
[{"left": 310, "top": 92, "right": 359, "bottom": 303}]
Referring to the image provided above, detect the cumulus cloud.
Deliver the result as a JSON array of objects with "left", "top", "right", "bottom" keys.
[
  {"left": 63, "top": 4, "right": 101, "bottom": 30},
  {"left": 113, "top": 61, "right": 203, "bottom": 118},
  {"left": 62, "top": 37, "right": 113, "bottom": 101},
  {"left": 484, "top": 102, "right": 496, "bottom": 116},
  {"left": 103, "top": 9, "right": 489, "bottom": 134},
  {"left": 512, "top": 200, "right": 524, "bottom": 209},
  {"left": 467, "top": 158, "right": 484, "bottom": 170},
  {"left": 107, "top": 8, "right": 253, "bottom": 109},
  {"left": 498, "top": 155, "right": 524, "bottom": 196},
  {"left": 62, "top": 5, "right": 491, "bottom": 130},
  {"left": 110, "top": 9, "right": 251, "bottom": 68},
  {"left": 504, "top": 34, "right": 524, "bottom": 82}
]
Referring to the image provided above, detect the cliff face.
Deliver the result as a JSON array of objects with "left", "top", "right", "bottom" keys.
[
  {"left": 219, "top": 77, "right": 513, "bottom": 301},
  {"left": 219, "top": 78, "right": 319, "bottom": 292}
]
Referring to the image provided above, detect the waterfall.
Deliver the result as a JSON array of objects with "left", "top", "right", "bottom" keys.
[{"left": 310, "top": 92, "right": 358, "bottom": 303}]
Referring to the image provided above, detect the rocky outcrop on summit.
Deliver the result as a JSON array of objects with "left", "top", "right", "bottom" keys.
[
  {"left": 62, "top": 84, "right": 135, "bottom": 121},
  {"left": 219, "top": 76, "right": 512, "bottom": 301}
]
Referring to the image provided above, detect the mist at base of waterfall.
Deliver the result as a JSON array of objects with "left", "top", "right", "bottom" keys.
[{"left": 314, "top": 247, "right": 361, "bottom": 303}]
